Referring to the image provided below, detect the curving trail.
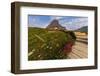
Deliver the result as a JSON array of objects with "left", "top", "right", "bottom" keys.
[{"left": 67, "top": 35, "right": 88, "bottom": 59}]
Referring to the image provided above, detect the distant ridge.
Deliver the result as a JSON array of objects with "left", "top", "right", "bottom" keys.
[{"left": 75, "top": 26, "right": 88, "bottom": 32}]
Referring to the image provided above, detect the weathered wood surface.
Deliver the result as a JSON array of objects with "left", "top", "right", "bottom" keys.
[{"left": 67, "top": 35, "right": 88, "bottom": 59}]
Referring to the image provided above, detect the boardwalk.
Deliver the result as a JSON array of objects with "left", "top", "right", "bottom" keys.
[{"left": 67, "top": 35, "right": 88, "bottom": 59}]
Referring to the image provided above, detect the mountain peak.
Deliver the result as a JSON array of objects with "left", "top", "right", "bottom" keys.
[{"left": 46, "top": 19, "right": 66, "bottom": 30}]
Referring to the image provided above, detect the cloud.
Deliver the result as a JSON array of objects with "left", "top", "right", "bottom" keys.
[
  {"left": 55, "top": 17, "right": 63, "bottom": 20},
  {"left": 60, "top": 17, "right": 88, "bottom": 30},
  {"left": 51, "top": 16, "right": 63, "bottom": 20}
]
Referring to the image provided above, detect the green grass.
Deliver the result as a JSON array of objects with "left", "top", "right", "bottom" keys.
[{"left": 28, "top": 27, "right": 75, "bottom": 60}]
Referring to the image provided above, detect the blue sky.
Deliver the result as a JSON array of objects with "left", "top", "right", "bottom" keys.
[{"left": 28, "top": 15, "right": 88, "bottom": 30}]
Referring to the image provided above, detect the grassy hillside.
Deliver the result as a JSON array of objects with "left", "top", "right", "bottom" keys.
[{"left": 28, "top": 27, "right": 76, "bottom": 60}]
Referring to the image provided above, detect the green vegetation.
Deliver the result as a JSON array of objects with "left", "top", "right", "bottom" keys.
[{"left": 28, "top": 27, "right": 76, "bottom": 60}]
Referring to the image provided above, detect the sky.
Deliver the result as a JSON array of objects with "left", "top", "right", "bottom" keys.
[{"left": 28, "top": 15, "right": 88, "bottom": 30}]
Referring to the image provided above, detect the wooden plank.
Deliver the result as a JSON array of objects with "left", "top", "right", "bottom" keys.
[
  {"left": 74, "top": 41, "right": 88, "bottom": 54},
  {"left": 67, "top": 40, "right": 88, "bottom": 59},
  {"left": 73, "top": 45, "right": 88, "bottom": 54},
  {"left": 68, "top": 52, "right": 81, "bottom": 59},
  {"left": 75, "top": 42, "right": 87, "bottom": 47},
  {"left": 76, "top": 39, "right": 87, "bottom": 42},
  {"left": 76, "top": 36, "right": 87, "bottom": 39},
  {"left": 73, "top": 47, "right": 88, "bottom": 54},
  {"left": 77, "top": 38, "right": 88, "bottom": 40},
  {"left": 72, "top": 48, "right": 88, "bottom": 58}
]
